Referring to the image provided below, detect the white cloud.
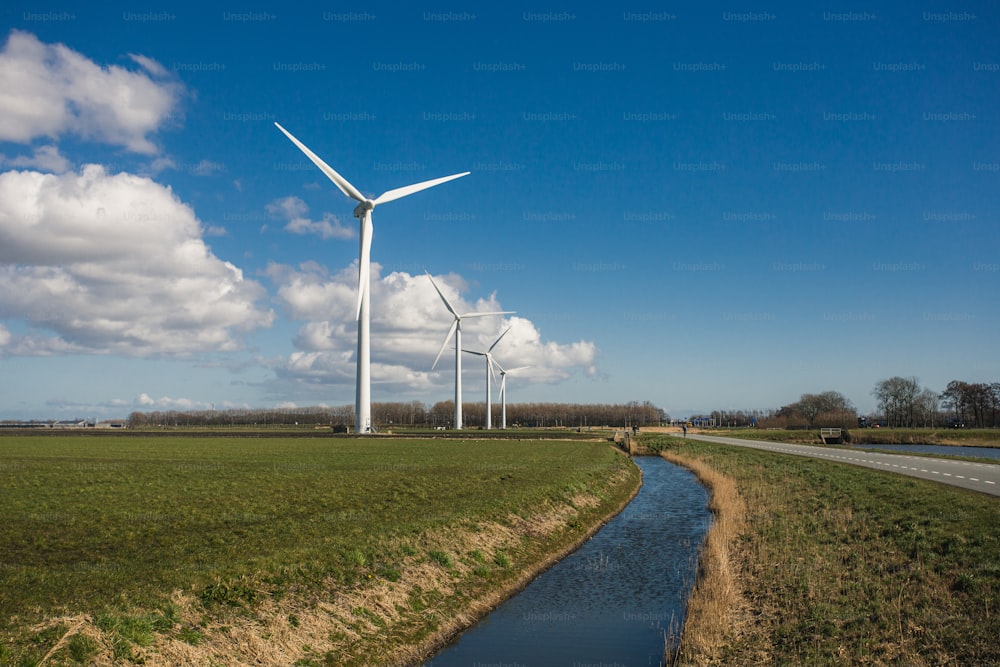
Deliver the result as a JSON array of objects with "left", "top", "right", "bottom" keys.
[
  {"left": 266, "top": 195, "right": 356, "bottom": 240},
  {"left": 0, "top": 30, "right": 182, "bottom": 154},
  {"left": 128, "top": 53, "right": 168, "bottom": 78},
  {"left": 266, "top": 264, "right": 598, "bottom": 395},
  {"left": 149, "top": 156, "right": 177, "bottom": 174},
  {"left": 0, "top": 165, "right": 275, "bottom": 356},
  {"left": 133, "top": 393, "right": 209, "bottom": 411},
  {"left": 1, "top": 144, "right": 71, "bottom": 173}
]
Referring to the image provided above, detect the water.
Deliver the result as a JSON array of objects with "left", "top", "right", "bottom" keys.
[
  {"left": 425, "top": 456, "right": 711, "bottom": 667},
  {"left": 855, "top": 443, "right": 1000, "bottom": 459}
]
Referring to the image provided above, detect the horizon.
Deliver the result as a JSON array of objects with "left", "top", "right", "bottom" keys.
[{"left": 1, "top": 3, "right": 997, "bottom": 420}]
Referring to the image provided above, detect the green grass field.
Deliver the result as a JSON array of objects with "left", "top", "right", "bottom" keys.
[
  {"left": 644, "top": 435, "right": 999, "bottom": 665},
  {"left": 0, "top": 434, "right": 637, "bottom": 665},
  {"left": 704, "top": 426, "right": 1000, "bottom": 449}
]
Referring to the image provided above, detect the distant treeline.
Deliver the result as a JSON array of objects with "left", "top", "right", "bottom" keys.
[
  {"left": 693, "top": 377, "right": 1000, "bottom": 430},
  {"left": 126, "top": 400, "right": 666, "bottom": 429}
]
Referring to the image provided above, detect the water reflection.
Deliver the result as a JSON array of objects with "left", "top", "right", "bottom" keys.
[{"left": 425, "top": 456, "right": 711, "bottom": 667}]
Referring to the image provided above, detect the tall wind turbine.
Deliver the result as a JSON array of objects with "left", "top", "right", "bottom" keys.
[
  {"left": 462, "top": 326, "right": 511, "bottom": 430},
  {"left": 275, "top": 123, "right": 469, "bottom": 433},
  {"left": 495, "top": 362, "right": 530, "bottom": 429},
  {"left": 427, "top": 273, "right": 513, "bottom": 429}
]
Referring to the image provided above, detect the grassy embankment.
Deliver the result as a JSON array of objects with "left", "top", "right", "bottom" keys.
[
  {"left": 0, "top": 435, "right": 639, "bottom": 666},
  {"left": 709, "top": 427, "right": 1000, "bottom": 448},
  {"left": 642, "top": 434, "right": 999, "bottom": 666}
]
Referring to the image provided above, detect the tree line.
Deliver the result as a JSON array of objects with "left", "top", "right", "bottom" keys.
[
  {"left": 696, "top": 376, "right": 1000, "bottom": 430},
  {"left": 124, "top": 378, "right": 998, "bottom": 431},
  {"left": 126, "top": 400, "right": 666, "bottom": 429}
]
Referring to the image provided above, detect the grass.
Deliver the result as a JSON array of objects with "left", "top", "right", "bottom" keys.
[
  {"left": 711, "top": 426, "right": 1000, "bottom": 447},
  {"left": 644, "top": 435, "right": 999, "bottom": 666},
  {"left": 0, "top": 434, "right": 638, "bottom": 665}
]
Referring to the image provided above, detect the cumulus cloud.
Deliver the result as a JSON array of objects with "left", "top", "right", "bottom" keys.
[
  {"left": 265, "top": 263, "right": 598, "bottom": 396},
  {"left": 135, "top": 392, "right": 210, "bottom": 410},
  {"left": 266, "top": 196, "right": 356, "bottom": 240},
  {"left": 0, "top": 165, "right": 275, "bottom": 356},
  {"left": 0, "top": 30, "right": 182, "bottom": 154},
  {"left": 1, "top": 144, "right": 71, "bottom": 173}
]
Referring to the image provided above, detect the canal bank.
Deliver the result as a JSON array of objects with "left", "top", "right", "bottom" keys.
[
  {"left": 391, "top": 447, "right": 645, "bottom": 666},
  {"left": 425, "top": 456, "right": 712, "bottom": 666},
  {"left": 645, "top": 434, "right": 1000, "bottom": 665}
]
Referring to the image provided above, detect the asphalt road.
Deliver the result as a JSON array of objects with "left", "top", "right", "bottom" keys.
[{"left": 685, "top": 433, "right": 1000, "bottom": 497}]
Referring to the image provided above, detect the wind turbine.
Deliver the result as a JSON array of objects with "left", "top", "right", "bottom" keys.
[
  {"left": 427, "top": 273, "right": 513, "bottom": 429},
  {"left": 494, "top": 362, "right": 530, "bottom": 430},
  {"left": 275, "top": 122, "right": 469, "bottom": 434},
  {"left": 462, "top": 326, "right": 511, "bottom": 430}
]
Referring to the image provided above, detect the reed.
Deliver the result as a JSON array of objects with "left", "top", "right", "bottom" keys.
[{"left": 659, "top": 449, "right": 748, "bottom": 664}]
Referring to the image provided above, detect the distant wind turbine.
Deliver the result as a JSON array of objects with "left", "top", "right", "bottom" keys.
[
  {"left": 427, "top": 273, "right": 513, "bottom": 429},
  {"left": 462, "top": 326, "right": 511, "bottom": 430},
  {"left": 494, "top": 362, "right": 530, "bottom": 429},
  {"left": 275, "top": 122, "right": 469, "bottom": 433}
]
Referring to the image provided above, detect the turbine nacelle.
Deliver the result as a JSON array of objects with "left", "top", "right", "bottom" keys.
[{"left": 353, "top": 200, "right": 375, "bottom": 218}]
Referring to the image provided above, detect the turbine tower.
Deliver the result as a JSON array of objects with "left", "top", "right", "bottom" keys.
[
  {"left": 494, "top": 362, "right": 530, "bottom": 429},
  {"left": 275, "top": 123, "right": 468, "bottom": 433},
  {"left": 462, "top": 326, "right": 511, "bottom": 430},
  {"left": 427, "top": 273, "right": 513, "bottom": 429}
]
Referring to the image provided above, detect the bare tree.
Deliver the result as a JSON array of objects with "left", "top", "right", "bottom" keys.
[{"left": 873, "top": 377, "right": 923, "bottom": 427}]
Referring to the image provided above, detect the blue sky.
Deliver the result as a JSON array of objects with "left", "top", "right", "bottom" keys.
[{"left": 0, "top": 2, "right": 997, "bottom": 420}]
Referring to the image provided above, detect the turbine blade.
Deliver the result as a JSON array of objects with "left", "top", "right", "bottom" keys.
[
  {"left": 488, "top": 325, "right": 512, "bottom": 353},
  {"left": 432, "top": 320, "right": 458, "bottom": 370},
  {"left": 274, "top": 122, "right": 366, "bottom": 202},
  {"left": 462, "top": 349, "right": 486, "bottom": 356},
  {"left": 374, "top": 172, "right": 470, "bottom": 206},
  {"left": 426, "top": 273, "right": 459, "bottom": 318},
  {"left": 461, "top": 310, "right": 515, "bottom": 319},
  {"left": 487, "top": 355, "right": 499, "bottom": 384},
  {"left": 356, "top": 211, "right": 373, "bottom": 319}
]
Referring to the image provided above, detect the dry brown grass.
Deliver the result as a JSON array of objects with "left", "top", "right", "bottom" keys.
[{"left": 660, "top": 450, "right": 753, "bottom": 666}]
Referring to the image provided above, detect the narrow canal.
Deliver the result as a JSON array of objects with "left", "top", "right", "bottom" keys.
[{"left": 425, "top": 456, "right": 711, "bottom": 666}]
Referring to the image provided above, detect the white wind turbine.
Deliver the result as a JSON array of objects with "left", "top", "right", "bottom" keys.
[
  {"left": 275, "top": 122, "right": 469, "bottom": 433},
  {"left": 427, "top": 273, "right": 513, "bottom": 429},
  {"left": 462, "top": 326, "right": 511, "bottom": 430},
  {"left": 494, "top": 362, "right": 530, "bottom": 429}
]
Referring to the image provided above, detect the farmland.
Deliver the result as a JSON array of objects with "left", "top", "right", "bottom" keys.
[{"left": 0, "top": 433, "right": 639, "bottom": 665}]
